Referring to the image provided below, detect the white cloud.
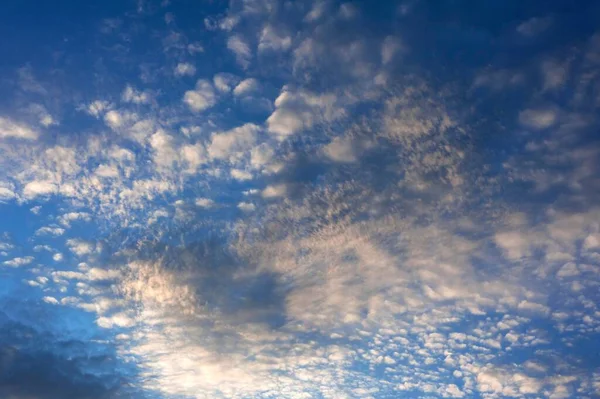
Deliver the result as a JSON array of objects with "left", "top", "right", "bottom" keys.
[
  {"left": 53, "top": 253, "right": 63, "bottom": 262},
  {"left": 66, "top": 239, "right": 96, "bottom": 257},
  {"left": 97, "top": 312, "right": 136, "bottom": 329},
  {"left": 3, "top": 256, "right": 34, "bottom": 267},
  {"left": 122, "top": 85, "right": 152, "bottom": 104},
  {"left": 237, "top": 202, "right": 255, "bottom": 212},
  {"left": 233, "top": 78, "right": 259, "bottom": 97},
  {"left": 187, "top": 42, "right": 204, "bottom": 54},
  {"left": 227, "top": 35, "right": 252, "bottom": 68},
  {"left": 230, "top": 169, "right": 253, "bottom": 181},
  {"left": 258, "top": 25, "right": 292, "bottom": 52},
  {"left": 87, "top": 268, "right": 120, "bottom": 281},
  {"left": 103, "top": 109, "right": 138, "bottom": 130},
  {"left": 261, "top": 184, "right": 286, "bottom": 198},
  {"left": 266, "top": 88, "right": 345, "bottom": 138},
  {"left": 23, "top": 181, "right": 57, "bottom": 199},
  {"left": 174, "top": 62, "right": 196, "bottom": 77},
  {"left": 183, "top": 80, "right": 217, "bottom": 112},
  {"left": 519, "top": 108, "right": 558, "bottom": 130},
  {"left": 27, "top": 104, "right": 57, "bottom": 127},
  {"left": 0, "top": 117, "right": 39, "bottom": 140},
  {"left": 207, "top": 123, "right": 259, "bottom": 160},
  {"left": 42, "top": 296, "right": 59, "bottom": 305},
  {"left": 323, "top": 136, "right": 357, "bottom": 163},
  {"left": 149, "top": 129, "right": 179, "bottom": 168},
  {"left": 195, "top": 198, "right": 214, "bottom": 208},
  {"left": 58, "top": 212, "right": 91, "bottom": 227},
  {"left": 213, "top": 73, "right": 239, "bottom": 93},
  {"left": 181, "top": 143, "right": 208, "bottom": 172},
  {"left": 35, "top": 226, "right": 65, "bottom": 237},
  {"left": 250, "top": 143, "right": 274, "bottom": 169},
  {"left": 86, "top": 100, "right": 112, "bottom": 117},
  {"left": 0, "top": 187, "right": 16, "bottom": 202}
]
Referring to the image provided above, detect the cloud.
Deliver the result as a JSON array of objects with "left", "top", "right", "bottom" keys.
[
  {"left": 261, "top": 184, "right": 286, "bottom": 198},
  {"left": 227, "top": 35, "right": 252, "bottom": 68},
  {"left": 35, "top": 226, "right": 66, "bottom": 237},
  {"left": 174, "top": 62, "right": 196, "bottom": 77},
  {"left": 66, "top": 239, "right": 96, "bottom": 257},
  {"left": 230, "top": 169, "right": 253, "bottom": 181},
  {"left": 58, "top": 212, "right": 92, "bottom": 227},
  {"left": 237, "top": 201, "right": 255, "bottom": 211},
  {"left": 27, "top": 103, "right": 58, "bottom": 127},
  {"left": 183, "top": 79, "right": 217, "bottom": 112},
  {"left": 122, "top": 85, "right": 152, "bottom": 104},
  {"left": 258, "top": 25, "right": 292, "bottom": 52},
  {"left": 233, "top": 78, "right": 260, "bottom": 97},
  {"left": 518, "top": 108, "right": 558, "bottom": 130},
  {"left": 187, "top": 42, "right": 204, "bottom": 54},
  {"left": 0, "top": 186, "right": 16, "bottom": 202},
  {"left": 85, "top": 100, "right": 112, "bottom": 117},
  {"left": 3, "top": 256, "right": 34, "bottom": 267},
  {"left": 42, "top": 296, "right": 59, "bottom": 305},
  {"left": 517, "top": 16, "right": 552, "bottom": 37},
  {"left": 381, "top": 35, "right": 404, "bottom": 65},
  {"left": 542, "top": 60, "right": 568, "bottom": 90},
  {"left": 323, "top": 136, "right": 357, "bottom": 163},
  {"left": 0, "top": 116, "right": 39, "bottom": 140},
  {"left": 207, "top": 123, "right": 259, "bottom": 160},
  {"left": 195, "top": 198, "right": 214, "bottom": 208},
  {"left": 96, "top": 312, "right": 136, "bottom": 329},
  {"left": 213, "top": 73, "right": 239, "bottom": 93},
  {"left": 17, "top": 65, "right": 47, "bottom": 94},
  {"left": 266, "top": 88, "right": 345, "bottom": 138},
  {"left": 23, "top": 181, "right": 57, "bottom": 199}
]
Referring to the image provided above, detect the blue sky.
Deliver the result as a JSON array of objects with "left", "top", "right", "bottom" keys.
[{"left": 1, "top": 0, "right": 600, "bottom": 398}]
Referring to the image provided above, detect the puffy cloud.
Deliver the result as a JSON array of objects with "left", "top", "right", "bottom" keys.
[
  {"left": 121, "top": 85, "right": 152, "bottom": 104},
  {"left": 0, "top": 116, "right": 39, "bottom": 140},
  {"left": 58, "top": 212, "right": 91, "bottom": 227},
  {"left": 187, "top": 42, "right": 204, "bottom": 54},
  {"left": 35, "top": 226, "right": 65, "bottom": 237},
  {"left": 237, "top": 201, "right": 255, "bottom": 211},
  {"left": 266, "top": 88, "right": 345, "bottom": 138},
  {"left": 213, "top": 73, "right": 239, "bottom": 93},
  {"left": 3, "top": 256, "right": 34, "bottom": 267},
  {"left": 174, "top": 62, "right": 196, "bottom": 77},
  {"left": 233, "top": 78, "right": 260, "bottom": 97},
  {"left": 183, "top": 79, "right": 217, "bottom": 112},
  {"left": 519, "top": 108, "right": 558, "bottom": 130},
  {"left": 0, "top": 186, "right": 16, "bottom": 201},
  {"left": 323, "top": 136, "right": 357, "bottom": 163},
  {"left": 66, "top": 239, "right": 96, "bottom": 257},
  {"left": 23, "top": 181, "right": 57, "bottom": 199},
  {"left": 261, "top": 184, "right": 286, "bottom": 198},
  {"left": 207, "top": 123, "right": 259, "bottom": 160},
  {"left": 86, "top": 100, "right": 111, "bottom": 117},
  {"left": 231, "top": 169, "right": 253, "bottom": 181},
  {"left": 181, "top": 142, "right": 208, "bottom": 172},
  {"left": 227, "top": 35, "right": 252, "bottom": 68},
  {"left": 97, "top": 312, "right": 136, "bottom": 329},
  {"left": 42, "top": 296, "right": 59, "bottom": 305},
  {"left": 258, "top": 25, "right": 292, "bottom": 52},
  {"left": 27, "top": 104, "right": 57, "bottom": 127},
  {"left": 195, "top": 198, "right": 214, "bottom": 208}
]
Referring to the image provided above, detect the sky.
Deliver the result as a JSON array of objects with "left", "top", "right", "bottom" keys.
[{"left": 0, "top": 0, "right": 599, "bottom": 398}]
